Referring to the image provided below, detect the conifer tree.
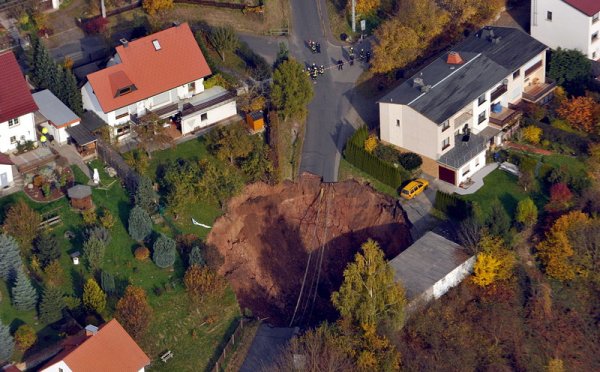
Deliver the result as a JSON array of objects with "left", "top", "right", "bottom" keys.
[
  {"left": 12, "top": 269, "right": 38, "bottom": 311},
  {"left": 134, "top": 176, "right": 157, "bottom": 214},
  {"left": 128, "top": 205, "right": 152, "bottom": 242},
  {"left": 153, "top": 234, "right": 176, "bottom": 268},
  {"left": 82, "top": 278, "right": 106, "bottom": 313},
  {"left": 0, "top": 234, "right": 22, "bottom": 281},
  {"left": 64, "top": 68, "right": 83, "bottom": 116},
  {"left": 51, "top": 65, "right": 65, "bottom": 103},
  {"left": 34, "top": 231, "right": 60, "bottom": 268},
  {"left": 39, "top": 287, "right": 65, "bottom": 324},
  {"left": 0, "top": 320, "right": 14, "bottom": 362},
  {"left": 188, "top": 246, "right": 205, "bottom": 267},
  {"left": 100, "top": 271, "right": 115, "bottom": 295}
]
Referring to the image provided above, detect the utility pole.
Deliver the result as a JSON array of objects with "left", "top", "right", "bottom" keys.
[
  {"left": 101, "top": 0, "right": 106, "bottom": 18},
  {"left": 351, "top": 0, "right": 356, "bottom": 33}
]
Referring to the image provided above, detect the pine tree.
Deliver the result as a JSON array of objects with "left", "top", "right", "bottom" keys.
[
  {"left": 12, "top": 269, "right": 38, "bottom": 311},
  {"left": 134, "top": 176, "right": 157, "bottom": 214},
  {"left": 64, "top": 68, "right": 83, "bottom": 116},
  {"left": 51, "top": 65, "right": 65, "bottom": 103},
  {"left": 34, "top": 231, "right": 60, "bottom": 267},
  {"left": 188, "top": 246, "right": 205, "bottom": 267},
  {"left": 0, "top": 319, "right": 15, "bottom": 362},
  {"left": 39, "top": 287, "right": 65, "bottom": 324},
  {"left": 153, "top": 234, "right": 177, "bottom": 268},
  {"left": 82, "top": 278, "right": 106, "bottom": 313},
  {"left": 128, "top": 205, "right": 152, "bottom": 242},
  {"left": 0, "top": 234, "right": 22, "bottom": 281},
  {"left": 34, "top": 42, "right": 55, "bottom": 90},
  {"left": 100, "top": 271, "right": 115, "bottom": 295},
  {"left": 83, "top": 237, "right": 106, "bottom": 272}
]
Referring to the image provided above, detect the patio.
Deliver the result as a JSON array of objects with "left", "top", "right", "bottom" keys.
[
  {"left": 10, "top": 147, "right": 57, "bottom": 173},
  {"left": 435, "top": 163, "right": 499, "bottom": 195}
]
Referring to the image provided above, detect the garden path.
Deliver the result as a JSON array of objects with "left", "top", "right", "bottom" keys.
[{"left": 51, "top": 143, "right": 92, "bottom": 180}]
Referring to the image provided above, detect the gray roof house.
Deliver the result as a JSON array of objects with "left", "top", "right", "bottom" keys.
[
  {"left": 33, "top": 89, "right": 81, "bottom": 145},
  {"left": 389, "top": 231, "right": 475, "bottom": 307},
  {"left": 379, "top": 26, "right": 556, "bottom": 187}
]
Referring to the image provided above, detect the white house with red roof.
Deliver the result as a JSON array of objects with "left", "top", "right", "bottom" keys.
[
  {"left": 81, "top": 23, "right": 237, "bottom": 140},
  {"left": 40, "top": 320, "right": 150, "bottom": 372},
  {"left": 0, "top": 51, "right": 38, "bottom": 153},
  {"left": 531, "top": 0, "right": 600, "bottom": 60}
]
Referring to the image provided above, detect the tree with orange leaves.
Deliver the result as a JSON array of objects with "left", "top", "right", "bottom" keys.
[
  {"left": 556, "top": 96, "right": 599, "bottom": 133},
  {"left": 115, "top": 286, "right": 152, "bottom": 339}
]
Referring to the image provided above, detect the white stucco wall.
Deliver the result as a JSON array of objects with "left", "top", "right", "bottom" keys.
[
  {"left": 0, "top": 164, "right": 14, "bottom": 188},
  {"left": 431, "top": 255, "right": 476, "bottom": 299},
  {"left": 82, "top": 82, "right": 110, "bottom": 123},
  {"left": 456, "top": 151, "right": 486, "bottom": 186},
  {"left": 531, "top": 0, "right": 600, "bottom": 59},
  {"left": 40, "top": 360, "right": 73, "bottom": 372},
  {"left": 181, "top": 100, "right": 237, "bottom": 135},
  {"left": 0, "top": 112, "right": 37, "bottom": 153}
]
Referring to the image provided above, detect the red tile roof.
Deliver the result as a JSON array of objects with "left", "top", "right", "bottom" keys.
[
  {"left": 564, "top": 0, "right": 600, "bottom": 16},
  {"left": 87, "top": 22, "right": 212, "bottom": 113},
  {"left": 0, "top": 153, "right": 14, "bottom": 165},
  {"left": 41, "top": 319, "right": 150, "bottom": 372},
  {"left": 0, "top": 51, "right": 38, "bottom": 123}
]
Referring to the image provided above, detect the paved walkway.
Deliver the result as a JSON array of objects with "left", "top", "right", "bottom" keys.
[
  {"left": 435, "top": 163, "right": 499, "bottom": 196},
  {"left": 51, "top": 143, "right": 92, "bottom": 179}
]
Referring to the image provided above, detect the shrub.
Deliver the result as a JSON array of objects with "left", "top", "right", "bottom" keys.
[
  {"left": 42, "top": 183, "right": 51, "bottom": 197},
  {"left": 398, "top": 152, "right": 423, "bottom": 171},
  {"left": 98, "top": 208, "right": 115, "bottom": 229},
  {"left": 522, "top": 126, "right": 542, "bottom": 144},
  {"left": 128, "top": 206, "right": 152, "bottom": 242},
  {"left": 33, "top": 175, "right": 45, "bottom": 188},
  {"left": 545, "top": 183, "right": 573, "bottom": 212},
  {"left": 83, "top": 17, "right": 108, "bottom": 34},
  {"left": 364, "top": 135, "right": 378, "bottom": 153},
  {"left": 184, "top": 265, "right": 225, "bottom": 300},
  {"left": 85, "top": 226, "right": 111, "bottom": 246},
  {"left": 35, "top": 231, "right": 60, "bottom": 267},
  {"left": 82, "top": 278, "right": 106, "bottom": 313},
  {"left": 134, "top": 246, "right": 150, "bottom": 261},
  {"left": 534, "top": 122, "right": 591, "bottom": 155},
  {"left": 100, "top": 271, "right": 115, "bottom": 295},
  {"left": 516, "top": 198, "right": 538, "bottom": 228},
  {"left": 83, "top": 237, "right": 105, "bottom": 272},
  {"left": 44, "top": 260, "right": 65, "bottom": 287},
  {"left": 434, "top": 191, "right": 473, "bottom": 221},
  {"left": 236, "top": 41, "right": 272, "bottom": 81},
  {"left": 82, "top": 209, "right": 97, "bottom": 225},
  {"left": 14, "top": 324, "right": 36, "bottom": 351},
  {"left": 152, "top": 234, "right": 176, "bottom": 268}
]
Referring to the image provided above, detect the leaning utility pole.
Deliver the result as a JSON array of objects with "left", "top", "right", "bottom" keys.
[{"left": 351, "top": 0, "right": 356, "bottom": 33}]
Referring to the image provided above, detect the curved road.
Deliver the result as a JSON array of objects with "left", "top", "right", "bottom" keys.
[{"left": 241, "top": 0, "right": 374, "bottom": 182}]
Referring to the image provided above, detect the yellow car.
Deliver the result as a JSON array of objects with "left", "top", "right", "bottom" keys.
[{"left": 400, "top": 178, "right": 429, "bottom": 200}]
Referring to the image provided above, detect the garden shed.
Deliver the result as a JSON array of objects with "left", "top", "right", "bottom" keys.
[
  {"left": 246, "top": 111, "right": 264, "bottom": 132},
  {"left": 389, "top": 231, "right": 475, "bottom": 307},
  {"left": 67, "top": 185, "right": 93, "bottom": 210}
]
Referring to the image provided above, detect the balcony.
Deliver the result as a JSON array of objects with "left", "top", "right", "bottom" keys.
[
  {"left": 453, "top": 111, "right": 472, "bottom": 129},
  {"left": 522, "top": 78, "right": 557, "bottom": 103},
  {"left": 490, "top": 84, "right": 507, "bottom": 102},
  {"left": 489, "top": 105, "right": 522, "bottom": 129}
]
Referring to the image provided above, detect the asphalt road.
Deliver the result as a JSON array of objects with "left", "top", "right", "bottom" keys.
[{"left": 241, "top": 0, "right": 373, "bottom": 182}]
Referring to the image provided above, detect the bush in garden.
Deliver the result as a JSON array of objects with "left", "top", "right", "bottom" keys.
[
  {"left": 364, "top": 135, "right": 378, "bottom": 153},
  {"left": 85, "top": 226, "right": 111, "bottom": 246},
  {"left": 98, "top": 208, "right": 115, "bottom": 229},
  {"left": 188, "top": 246, "right": 205, "bottom": 267},
  {"left": 83, "top": 17, "right": 108, "bottom": 34},
  {"left": 43, "top": 260, "right": 65, "bottom": 288},
  {"left": 128, "top": 205, "right": 152, "bottom": 242},
  {"left": 516, "top": 198, "right": 538, "bottom": 228},
  {"left": 14, "top": 324, "right": 36, "bottom": 351},
  {"left": 545, "top": 183, "right": 573, "bottom": 212},
  {"left": 100, "top": 271, "right": 115, "bottom": 295},
  {"left": 134, "top": 176, "right": 157, "bottom": 215},
  {"left": 115, "top": 285, "right": 152, "bottom": 339},
  {"left": 522, "top": 126, "right": 542, "bottom": 144},
  {"left": 83, "top": 237, "right": 106, "bottom": 272},
  {"left": 398, "top": 152, "right": 423, "bottom": 171},
  {"left": 134, "top": 246, "right": 150, "bottom": 261},
  {"left": 34, "top": 231, "right": 60, "bottom": 267},
  {"left": 153, "top": 235, "right": 177, "bottom": 268},
  {"left": 82, "top": 209, "right": 97, "bottom": 225}
]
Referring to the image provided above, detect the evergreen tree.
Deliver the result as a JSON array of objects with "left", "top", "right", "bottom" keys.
[
  {"left": 100, "top": 271, "right": 115, "bottom": 295},
  {"left": 134, "top": 176, "right": 157, "bottom": 214},
  {"left": 0, "top": 319, "right": 14, "bottom": 362},
  {"left": 486, "top": 199, "right": 511, "bottom": 239},
  {"left": 188, "top": 246, "right": 205, "bottom": 267},
  {"left": 33, "top": 41, "right": 55, "bottom": 90},
  {"left": 83, "top": 237, "right": 106, "bottom": 272},
  {"left": 0, "top": 234, "right": 22, "bottom": 281},
  {"left": 34, "top": 231, "right": 60, "bottom": 267},
  {"left": 128, "top": 205, "right": 152, "bottom": 242},
  {"left": 64, "top": 68, "right": 83, "bottom": 116},
  {"left": 152, "top": 234, "right": 177, "bottom": 268},
  {"left": 82, "top": 278, "right": 106, "bottom": 313},
  {"left": 51, "top": 65, "right": 65, "bottom": 103},
  {"left": 12, "top": 269, "right": 38, "bottom": 311},
  {"left": 39, "top": 287, "right": 65, "bottom": 324}
]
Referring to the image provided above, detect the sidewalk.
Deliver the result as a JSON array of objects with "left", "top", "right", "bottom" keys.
[{"left": 50, "top": 143, "right": 92, "bottom": 179}]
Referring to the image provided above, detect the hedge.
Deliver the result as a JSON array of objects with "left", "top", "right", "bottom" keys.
[
  {"left": 533, "top": 122, "right": 591, "bottom": 155},
  {"left": 434, "top": 190, "right": 473, "bottom": 221},
  {"left": 343, "top": 127, "right": 410, "bottom": 189}
]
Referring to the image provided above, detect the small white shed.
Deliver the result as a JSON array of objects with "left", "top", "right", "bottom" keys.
[
  {"left": 0, "top": 153, "right": 14, "bottom": 188},
  {"left": 33, "top": 89, "right": 81, "bottom": 144},
  {"left": 389, "top": 231, "right": 475, "bottom": 306}
]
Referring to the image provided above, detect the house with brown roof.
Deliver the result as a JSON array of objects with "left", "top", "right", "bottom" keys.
[
  {"left": 0, "top": 51, "right": 38, "bottom": 153},
  {"left": 40, "top": 320, "right": 150, "bottom": 372},
  {"left": 81, "top": 23, "right": 237, "bottom": 140}
]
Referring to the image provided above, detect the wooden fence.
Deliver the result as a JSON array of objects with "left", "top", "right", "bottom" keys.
[
  {"left": 96, "top": 140, "right": 139, "bottom": 195},
  {"left": 212, "top": 318, "right": 247, "bottom": 372}
]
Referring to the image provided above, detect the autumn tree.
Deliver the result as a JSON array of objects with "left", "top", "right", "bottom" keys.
[
  {"left": 142, "top": 0, "right": 173, "bottom": 16},
  {"left": 556, "top": 95, "right": 599, "bottom": 133},
  {"left": 115, "top": 285, "right": 152, "bottom": 339},
  {"left": 206, "top": 122, "right": 254, "bottom": 165},
  {"left": 83, "top": 278, "right": 106, "bottom": 313},
  {"left": 208, "top": 26, "right": 239, "bottom": 62},
  {"left": 522, "top": 126, "right": 542, "bottom": 144},
  {"left": 12, "top": 269, "right": 38, "bottom": 311},
  {"left": 39, "top": 286, "right": 65, "bottom": 324},
  {"left": 271, "top": 59, "right": 314, "bottom": 120},
  {"left": 184, "top": 264, "right": 224, "bottom": 301},
  {"left": 3, "top": 200, "right": 41, "bottom": 253},
  {"left": 348, "top": 0, "right": 380, "bottom": 15},
  {"left": 545, "top": 183, "right": 573, "bottom": 212},
  {"left": 331, "top": 239, "right": 406, "bottom": 330},
  {"left": 372, "top": 20, "right": 421, "bottom": 74},
  {"left": 14, "top": 324, "right": 36, "bottom": 352},
  {"left": 0, "top": 234, "right": 22, "bottom": 281},
  {"left": 132, "top": 113, "right": 174, "bottom": 155},
  {"left": 548, "top": 48, "right": 591, "bottom": 96},
  {"left": 128, "top": 205, "right": 152, "bottom": 242},
  {"left": 516, "top": 197, "right": 538, "bottom": 228},
  {"left": 397, "top": 0, "right": 449, "bottom": 41},
  {"left": 471, "top": 233, "right": 515, "bottom": 287},
  {"left": 43, "top": 260, "right": 65, "bottom": 288},
  {"left": 0, "top": 320, "right": 14, "bottom": 362}
]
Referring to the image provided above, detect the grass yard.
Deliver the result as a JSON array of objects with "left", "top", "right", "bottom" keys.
[{"left": 338, "top": 158, "right": 398, "bottom": 197}]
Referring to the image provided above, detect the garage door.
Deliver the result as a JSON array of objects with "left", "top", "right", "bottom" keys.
[{"left": 438, "top": 166, "right": 456, "bottom": 185}]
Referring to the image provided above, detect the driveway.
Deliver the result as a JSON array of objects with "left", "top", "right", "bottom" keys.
[{"left": 400, "top": 186, "right": 438, "bottom": 240}]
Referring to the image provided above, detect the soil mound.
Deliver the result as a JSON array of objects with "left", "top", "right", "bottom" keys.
[{"left": 207, "top": 173, "right": 412, "bottom": 326}]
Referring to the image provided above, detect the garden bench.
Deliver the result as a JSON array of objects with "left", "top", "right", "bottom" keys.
[{"left": 160, "top": 350, "right": 174, "bottom": 363}]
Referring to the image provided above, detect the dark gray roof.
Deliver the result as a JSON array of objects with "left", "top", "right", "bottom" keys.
[
  {"left": 67, "top": 184, "right": 92, "bottom": 199},
  {"left": 438, "top": 132, "right": 487, "bottom": 169},
  {"left": 380, "top": 26, "right": 548, "bottom": 124},
  {"left": 33, "top": 90, "right": 80, "bottom": 126},
  {"left": 389, "top": 232, "right": 472, "bottom": 300},
  {"left": 66, "top": 124, "right": 96, "bottom": 145},
  {"left": 81, "top": 111, "right": 107, "bottom": 132}
]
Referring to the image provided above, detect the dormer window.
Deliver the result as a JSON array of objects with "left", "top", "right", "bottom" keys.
[
  {"left": 117, "top": 86, "right": 133, "bottom": 96},
  {"left": 152, "top": 40, "right": 161, "bottom": 51}
]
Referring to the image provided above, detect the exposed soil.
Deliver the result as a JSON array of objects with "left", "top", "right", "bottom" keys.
[{"left": 207, "top": 173, "right": 413, "bottom": 326}]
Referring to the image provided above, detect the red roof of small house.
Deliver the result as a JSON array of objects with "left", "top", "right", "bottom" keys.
[
  {"left": 0, "top": 51, "right": 38, "bottom": 123},
  {"left": 40, "top": 319, "right": 150, "bottom": 372},
  {"left": 0, "top": 153, "right": 14, "bottom": 165},
  {"left": 564, "top": 0, "right": 600, "bottom": 16},
  {"left": 87, "top": 22, "right": 212, "bottom": 113}
]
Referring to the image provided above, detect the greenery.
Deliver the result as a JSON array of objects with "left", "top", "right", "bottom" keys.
[
  {"left": 134, "top": 176, "right": 157, "bottom": 215},
  {"left": 433, "top": 190, "right": 473, "bottom": 221},
  {"left": 14, "top": 324, "right": 36, "bottom": 352},
  {"left": 0, "top": 320, "right": 14, "bottom": 362},
  {"left": 100, "top": 271, "right": 116, "bottom": 295},
  {"left": 11, "top": 269, "right": 38, "bottom": 311},
  {"left": 271, "top": 59, "right": 314, "bottom": 120},
  {"left": 82, "top": 278, "right": 106, "bottom": 313},
  {"left": 516, "top": 197, "right": 538, "bottom": 228},
  {"left": 208, "top": 26, "right": 239, "bottom": 62},
  {"left": 83, "top": 237, "right": 106, "bottom": 273},
  {"left": 39, "top": 287, "right": 65, "bottom": 324},
  {"left": 115, "top": 285, "right": 152, "bottom": 340},
  {"left": 0, "top": 234, "right": 22, "bottom": 281},
  {"left": 128, "top": 205, "right": 153, "bottom": 242},
  {"left": 152, "top": 234, "right": 177, "bottom": 269},
  {"left": 34, "top": 231, "right": 60, "bottom": 267},
  {"left": 188, "top": 246, "right": 205, "bottom": 267},
  {"left": 548, "top": 48, "right": 591, "bottom": 96},
  {"left": 2, "top": 199, "right": 41, "bottom": 254}
]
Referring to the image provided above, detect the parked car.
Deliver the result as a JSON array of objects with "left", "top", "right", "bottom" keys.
[{"left": 400, "top": 178, "right": 429, "bottom": 200}]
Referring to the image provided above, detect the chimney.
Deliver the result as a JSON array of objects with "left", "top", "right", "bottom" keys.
[
  {"left": 85, "top": 325, "right": 99, "bottom": 336},
  {"left": 119, "top": 38, "right": 128, "bottom": 48},
  {"left": 447, "top": 51, "right": 464, "bottom": 65}
]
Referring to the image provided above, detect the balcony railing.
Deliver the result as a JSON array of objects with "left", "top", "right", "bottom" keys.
[
  {"left": 522, "top": 79, "right": 557, "bottom": 103},
  {"left": 489, "top": 106, "right": 522, "bottom": 128},
  {"left": 490, "top": 84, "right": 507, "bottom": 102}
]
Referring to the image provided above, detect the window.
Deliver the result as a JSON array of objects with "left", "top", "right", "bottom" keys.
[
  {"left": 478, "top": 111, "right": 486, "bottom": 124},
  {"left": 442, "top": 120, "right": 450, "bottom": 132},
  {"left": 8, "top": 118, "right": 19, "bottom": 127},
  {"left": 441, "top": 137, "right": 450, "bottom": 150},
  {"left": 525, "top": 60, "right": 543, "bottom": 77},
  {"left": 463, "top": 166, "right": 470, "bottom": 176},
  {"left": 546, "top": 11, "right": 552, "bottom": 21},
  {"left": 593, "top": 13, "right": 599, "bottom": 24},
  {"left": 115, "top": 111, "right": 129, "bottom": 120},
  {"left": 478, "top": 94, "right": 486, "bottom": 106},
  {"left": 188, "top": 82, "right": 196, "bottom": 93},
  {"left": 117, "top": 86, "right": 132, "bottom": 96},
  {"left": 201, "top": 113, "right": 208, "bottom": 121},
  {"left": 396, "top": 119, "right": 400, "bottom": 127},
  {"left": 512, "top": 69, "right": 520, "bottom": 79},
  {"left": 152, "top": 39, "right": 161, "bottom": 50},
  {"left": 476, "top": 158, "right": 480, "bottom": 167},
  {"left": 592, "top": 32, "right": 599, "bottom": 43},
  {"left": 10, "top": 136, "right": 16, "bottom": 144}
]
